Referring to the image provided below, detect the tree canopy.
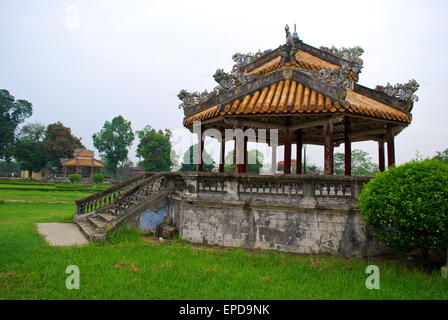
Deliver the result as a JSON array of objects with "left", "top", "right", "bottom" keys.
[
  {"left": 434, "top": 148, "right": 448, "bottom": 163},
  {"left": 0, "top": 89, "right": 33, "bottom": 160},
  {"left": 43, "top": 122, "right": 84, "bottom": 170},
  {"left": 92, "top": 116, "right": 134, "bottom": 175},
  {"left": 14, "top": 123, "right": 47, "bottom": 177},
  {"left": 136, "top": 126, "right": 172, "bottom": 172},
  {"left": 179, "top": 144, "right": 215, "bottom": 172},
  {"left": 334, "top": 149, "right": 378, "bottom": 175},
  {"left": 224, "top": 149, "right": 265, "bottom": 173}
]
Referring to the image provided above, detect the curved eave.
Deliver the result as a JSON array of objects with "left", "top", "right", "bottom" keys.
[{"left": 183, "top": 80, "right": 411, "bottom": 127}]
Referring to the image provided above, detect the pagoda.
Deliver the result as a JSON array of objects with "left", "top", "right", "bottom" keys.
[{"left": 179, "top": 25, "right": 419, "bottom": 175}]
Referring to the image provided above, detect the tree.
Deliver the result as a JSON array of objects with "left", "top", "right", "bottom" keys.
[
  {"left": 92, "top": 116, "right": 134, "bottom": 176},
  {"left": 179, "top": 144, "right": 215, "bottom": 172},
  {"left": 0, "top": 160, "right": 20, "bottom": 177},
  {"left": 14, "top": 124, "right": 47, "bottom": 177},
  {"left": 359, "top": 159, "right": 448, "bottom": 265},
  {"left": 277, "top": 160, "right": 321, "bottom": 174},
  {"left": 136, "top": 126, "right": 172, "bottom": 172},
  {"left": 334, "top": 149, "right": 378, "bottom": 175},
  {"left": 434, "top": 148, "right": 448, "bottom": 163},
  {"left": 0, "top": 89, "right": 33, "bottom": 160},
  {"left": 43, "top": 122, "right": 84, "bottom": 170},
  {"left": 19, "top": 123, "right": 45, "bottom": 141},
  {"left": 224, "top": 149, "right": 264, "bottom": 173},
  {"left": 14, "top": 139, "right": 47, "bottom": 178}
]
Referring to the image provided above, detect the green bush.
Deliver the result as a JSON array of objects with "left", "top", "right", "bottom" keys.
[
  {"left": 92, "top": 173, "right": 104, "bottom": 184},
  {"left": 359, "top": 159, "right": 448, "bottom": 257},
  {"left": 69, "top": 174, "right": 81, "bottom": 184}
]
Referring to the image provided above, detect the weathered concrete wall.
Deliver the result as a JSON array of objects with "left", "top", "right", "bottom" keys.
[{"left": 169, "top": 197, "right": 386, "bottom": 257}]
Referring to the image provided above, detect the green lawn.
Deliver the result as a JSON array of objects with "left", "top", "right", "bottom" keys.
[{"left": 0, "top": 181, "right": 447, "bottom": 300}]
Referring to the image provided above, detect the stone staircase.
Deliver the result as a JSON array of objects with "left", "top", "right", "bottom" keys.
[{"left": 74, "top": 172, "right": 174, "bottom": 241}]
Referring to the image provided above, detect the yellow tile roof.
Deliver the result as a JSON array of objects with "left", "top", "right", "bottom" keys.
[
  {"left": 62, "top": 159, "right": 105, "bottom": 168},
  {"left": 183, "top": 80, "right": 411, "bottom": 126},
  {"left": 247, "top": 50, "right": 357, "bottom": 80},
  {"left": 345, "top": 89, "right": 411, "bottom": 123}
]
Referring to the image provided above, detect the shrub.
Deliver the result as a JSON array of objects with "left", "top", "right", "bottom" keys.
[
  {"left": 359, "top": 159, "right": 448, "bottom": 259},
  {"left": 92, "top": 173, "right": 104, "bottom": 184},
  {"left": 69, "top": 173, "right": 81, "bottom": 184}
]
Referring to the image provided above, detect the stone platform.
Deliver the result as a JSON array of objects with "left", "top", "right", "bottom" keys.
[{"left": 37, "top": 223, "right": 88, "bottom": 246}]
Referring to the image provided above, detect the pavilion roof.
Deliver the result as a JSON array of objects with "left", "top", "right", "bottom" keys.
[
  {"left": 62, "top": 158, "right": 104, "bottom": 168},
  {"left": 60, "top": 149, "right": 105, "bottom": 168},
  {"left": 179, "top": 25, "right": 418, "bottom": 129}
]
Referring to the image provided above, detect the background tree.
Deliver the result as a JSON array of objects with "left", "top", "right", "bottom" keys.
[
  {"left": 92, "top": 116, "right": 134, "bottom": 176},
  {"left": 19, "top": 123, "right": 45, "bottom": 141},
  {"left": 0, "top": 89, "right": 33, "bottom": 160},
  {"left": 224, "top": 149, "right": 264, "bottom": 173},
  {"left": 136, "top": 126, "right": 172, "bottom": 172},
  {"left": 0, "top": 160, "right": 20, "bottom": 177},
  {"left": 179, "top": 144, "right": 215, "bottom": 172},
  {"left": 277, "top": 160, "right": 321, "bottom": 174},
  {"left": 334, "top": 149, "right": 378, "bottom": 175},
  {"left": 434, "top": 148, "right": 448, "bottom": 163},
  {"left": 43, "top": 122, "right": 84, "bottom": 170},
  {"left": 14, "top": 124, "right": 47, "bottom": 177}
]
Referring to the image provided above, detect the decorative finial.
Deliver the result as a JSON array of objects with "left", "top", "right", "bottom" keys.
[{"left": 292, "top": 24, "right": 299, "bottom": 40}]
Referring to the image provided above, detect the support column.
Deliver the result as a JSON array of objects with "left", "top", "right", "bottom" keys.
[
  {"left": 243, "top": 136, "right": 248, "bottom": 173},
  {"left": 235, "top": 119, "right": 245, "bottom": 173},
  {"left": 233, "top": 138, "right": 237, "bottom": 173},
  {"left": 197, "top": 126, "right": 204, "bottom": 172},
  {"left": 344, "top": 116, "right": 352, "bottom": 176},
  {"left": 378, "top": 135, "right": 385, "bottom": 172},
  {"left": 219, "top": 129, "right": 225, "bottom": 173},
  {"left": 271, "top": 136, "right": 277, "bottom": 175},
  {"left": 324, "top": 117, "right": 334, "bottom": 175},
  {"left": 283, "top": 128, "right": 291, "bottom": 174},
  {"left": 387, "top": 124, "right": 395, "bottom": 168},
  {"left": 296, "top": 129, "right": 303, "bottom": 175}
]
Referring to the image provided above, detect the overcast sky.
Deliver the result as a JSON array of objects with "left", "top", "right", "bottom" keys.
[{"left": 1, "top": 0, "right": 447, "bottom": 168}]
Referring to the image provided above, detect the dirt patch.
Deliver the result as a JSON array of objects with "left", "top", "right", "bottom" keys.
[
  {"left": 0, "top": 218, "right": 16, "bottom": 224},
  {"left": 114, "top": 262, "right": 139, "bottom": 272},
  {"left": 0, "top": 272, "right": 17, "bottom": 278},
  {"left": 154, "top": 262, "right": 176, "bottom": 270}
]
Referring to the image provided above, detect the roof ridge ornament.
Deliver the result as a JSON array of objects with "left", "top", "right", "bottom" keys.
[
  {"left": 319, "top": 45, "right": 364, "bottom": 74},
  {"left": 282, "top": 24, "right": 299, "bottom": 63},
  {"left": 178, "top": 50, "right": 272, "bottom": 109},
  {"left": 376, "top": 79, "right": 419, "bottom": 105}
]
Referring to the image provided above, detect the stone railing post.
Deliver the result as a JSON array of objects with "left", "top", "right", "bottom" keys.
[
  {"left": 184, "top": 175, "right": 199, "bottom": 198},
  {"left": 353, "top": 180, "right": 363, "bottom": 199},
  {"left": 225, "top": 177, "right": 239, "bottom": 201},
  {"left": 301, "top": 179, "right": 317, "bottom": 209}
]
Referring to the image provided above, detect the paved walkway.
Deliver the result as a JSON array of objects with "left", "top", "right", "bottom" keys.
[{"left": 37, "top": 223, "right": 88, "bottom": 246}]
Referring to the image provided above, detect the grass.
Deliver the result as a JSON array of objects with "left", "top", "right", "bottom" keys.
[{"left": 0, "top": 181, "right": 447, "bottom": 300}]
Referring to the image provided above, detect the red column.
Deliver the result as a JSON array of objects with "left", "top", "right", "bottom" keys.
[
  {"left": 324, "top": 117, "right": 334, "bottom": 175},
  {"left": 296, "top": 129, "right": 303, "bottom": 175},
  {"left": 378, "top": 135, "right": 385, "bottom": 172},
  {"left": 344, "top": 117, "right": 352, "bottom": 176},
  {"left": 283, "top": 128, "right": 291, "bottom": 174},
  {"left": 387, "top": 124, "right": 395, "bottom": 168},
  {"left": 219, "top": 129, "right": 225, "bottom": 173}
]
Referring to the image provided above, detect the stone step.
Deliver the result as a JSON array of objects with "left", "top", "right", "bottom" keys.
[
  {"left": 77, "top": 220, "right": 107, "bottom": 242},
  {"left": 77, "top": 220, "right": 96, "bottom": 239},
  {"left": 88, "top": 216, "right": 108, "bottom": 229},
  {"left": 97, "top": 213, "right": 115, "bottom": 223}
]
